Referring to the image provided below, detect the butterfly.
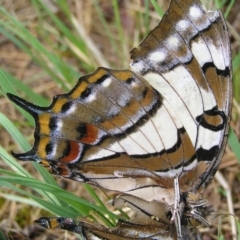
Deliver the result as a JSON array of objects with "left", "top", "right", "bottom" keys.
[{"left": 8, "top": 0, "right": 232, "bottom": 239}]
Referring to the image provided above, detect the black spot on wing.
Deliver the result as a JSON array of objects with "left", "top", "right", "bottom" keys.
[
  {"left": 126, "top": 77, "right": 135, "bottom": 85},
  {"left": 196, "top": 145, "right": 219, "bottom": 162},
  {"left": 61, "top": 101, "right": 73, "bottom": 113},
  {"left": 45, "top": 142, "right": 54, "bottom": 156},
  {"left": 202, "top": 62, "right": 230, "bottom": 77},
  {"left": 216, "top": 66, "right": 231, "bottom": 77},
  {"left": 76, "top": 123, "right": 87, "bottom": 139},
  {"left": 49, "top": 117, "right": 58, "bottom": 131},
  {"left": 81, "top": 87, "right": 92, "bottom": 99},
  {"left": 95, "top": 74, "right": 110, "bottom": 85}
]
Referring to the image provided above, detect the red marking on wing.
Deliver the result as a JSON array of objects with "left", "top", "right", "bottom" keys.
[
  {"left": 80, "top": 123, "right": 98, "bottom": 144},
  {"left": 61, "top": 141, "right": 81, "bottom": 163}
]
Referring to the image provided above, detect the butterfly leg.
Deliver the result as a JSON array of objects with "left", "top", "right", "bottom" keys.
[{"left": 171, "top": 176, "right": 182, "bottom": 239}]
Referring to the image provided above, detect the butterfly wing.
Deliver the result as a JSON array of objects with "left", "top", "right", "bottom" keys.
[
  {"left": 8, "top": 0, "right": 232, "bottom": 238},
  {"left": 130, "top": 0, "right": 232, "bottom": 191},
  {"left": 8, "top": 67, "right": 187, "bottom": 204},
  {"left": 8, "top": 0, "right": 231, "bottom": 201}
]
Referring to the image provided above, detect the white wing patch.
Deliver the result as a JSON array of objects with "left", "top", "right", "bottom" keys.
[
  {"left": 196, "top": 126, "right": 223, "bottom": 150},
  {"left": 148, "top": 50, "right": 167, "bottom": 64},
  {"left": 120, "top": 135, "right": 148, "bottom": 155},
  {"left": 145, "top": 72, "right": 197, "bottom": 144},
  {"left": 139, "top": 119, "right": 164, "bottom": 153},
  {"left": 83, "top": 147, "right": 116, "bottom": 161},
  {"left": 151, "top": 102, "right": 178, "bottom": 150},
  {"left": 191, "top": 37, "right": 212, "bottom": 67},
  {"left": 166, "top": 35, "right": 181, "bottom": 50},
  {"left": 176, "top": 19, "right": 190, "bottom": 31},
  {"left": 206, "top": 39, "right": 226, "bottom": 70},
  {"left": 183, "top": 158, "right": 198, "bottom": 172},
  {"left": 106, "top": 142, "right": 125, "bottom": 152},
  {"left": 127, "top": 130, "right": 156, "bottom": 154},
  {"left": 101, "top": 77, "right": 112, "bottom": 87},
  {"left": 189, "top": 5, "right": 202, "bottom": 19},
  {"left": 163, "top": 65, "right": 203, "bottom": 118}
]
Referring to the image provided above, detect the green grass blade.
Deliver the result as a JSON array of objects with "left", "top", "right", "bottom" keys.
[
  {"left": 0, "top": 69, "right": 49, "bottom": 105},
  {"left": 0, "top": 172, "right": 119, "bottom": 222},
  {"left": 0, "top": 230, "right": 7, "bottom": 240},
  {"left": 0, "top": 6, "right": 79, "bottom": 90},
  {"left": 0, "top": 180, "right": 78, "bottom": 217},
  {"left": 0, "top": 146, "right": 30, "bottom": 177},
  {"left": 91, "top": 0, "right": 119, "bottom": 64},
  {"left": 0, "top": 113, "right": 31, "bottom": 152},
  {"left": 151, "top": 0, "right": 164, "bottom": 17},
  {"left": 228, "top": 128, "right": 240, "bottom": 163}
]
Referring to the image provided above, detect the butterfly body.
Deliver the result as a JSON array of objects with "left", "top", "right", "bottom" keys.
[{"left": 8, "top": 0, "right": 232, "bottom": 239}]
